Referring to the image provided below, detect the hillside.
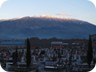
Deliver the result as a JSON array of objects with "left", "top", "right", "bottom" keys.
[{"left": 0, "top": 17, "right": 96, "bottom": 39}]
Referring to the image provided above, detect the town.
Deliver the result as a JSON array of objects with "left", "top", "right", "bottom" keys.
[{"left": 0, "top": 34, "right": 96, "bottom": 72}]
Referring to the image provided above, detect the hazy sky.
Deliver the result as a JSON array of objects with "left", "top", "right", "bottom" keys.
[{"left": 0, "top": 0, "right": 96, "bottom": 25}]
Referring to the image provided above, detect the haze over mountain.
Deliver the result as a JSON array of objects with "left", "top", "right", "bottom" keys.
[{"left": 0, "top": 16, "right": 96, "bottom": 39}]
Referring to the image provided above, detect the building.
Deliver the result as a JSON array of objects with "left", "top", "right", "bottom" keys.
[
  {"left": 51, "top": 39, "right": 88, "bottom": 63},
  {"left": 51, "top": 42, "right": 64, "bottom": 48}
]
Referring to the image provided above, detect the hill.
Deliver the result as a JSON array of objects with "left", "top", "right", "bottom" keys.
[{"left": 0, "top": 17, "right": 96, "bottom": 39}]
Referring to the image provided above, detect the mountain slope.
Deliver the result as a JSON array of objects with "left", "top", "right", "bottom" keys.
[{"left": 0, "top": 17, "right": 96, "bottom": 39}]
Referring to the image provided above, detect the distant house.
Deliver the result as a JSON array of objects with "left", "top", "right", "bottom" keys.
[{"left": 51, "top": 42, "right": 64, "bottom": 48}]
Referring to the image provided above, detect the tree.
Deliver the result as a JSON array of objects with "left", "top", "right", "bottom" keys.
[
  {"left": 12, "top": 47, "right": 18, "bottom": 66},
  {"left": 87, "top": 35, "right": 93, "bottom": 68},
  {"left": 26, "top": 38, "right": 31, "bottom": 68}
]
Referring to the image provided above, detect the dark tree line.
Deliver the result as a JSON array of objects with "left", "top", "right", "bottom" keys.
[
  {"left": 87, "top": 35, "right": 93, "bottom": 68},
  {"left": 29, "top": 37, "right": 87, "bottom": 48},
  {"left": 26, "top": 38, "right": 31, "bottom": 68},
  {"left": 11, "top": 47, "right": 18, "bottom": 66},
  {"left": 30, "top": 37, "right": 60, "bottom": 48}
]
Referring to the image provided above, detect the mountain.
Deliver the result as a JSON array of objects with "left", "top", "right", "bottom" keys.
[{"left": 0, "top": 16, "right": 96, "bottom": 39}]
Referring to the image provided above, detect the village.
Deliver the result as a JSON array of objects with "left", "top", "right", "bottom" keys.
[{"left": 0, "top": 34, "right": 96, "bottom": 72}]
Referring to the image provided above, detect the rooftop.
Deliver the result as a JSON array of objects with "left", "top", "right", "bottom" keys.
[{"left": 51, "top": 42, "right": 63, "bottom": 44}]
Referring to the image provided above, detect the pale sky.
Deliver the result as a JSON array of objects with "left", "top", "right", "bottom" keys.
[{"left": 0, "top": 0, "right": 96, "bottom": 25}]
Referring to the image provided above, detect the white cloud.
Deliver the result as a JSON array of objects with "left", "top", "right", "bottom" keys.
[
  {"left": 0, "top": 0, "right": 7, "bottom": 8},
  {"left": 89, "top": 0, "right": 96, "bottom": 7},
  {"left": 56, "top": 12, "right": 72, "bottom": 18},
  {"left": 56, "top": 13, "right": 70, "bottom": 16}
]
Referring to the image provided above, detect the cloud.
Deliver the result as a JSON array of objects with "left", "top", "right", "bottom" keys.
[
  {"left": 89, "top": 0, "right": 96, "bottom": 7},
  {"left": 56, "top": 13, "right": 69, "bottom": 16},
  {"left": 56, "top": 12, "right": 71, "bottom": 18},
  {"left": 0, "top": 0, "right": 7, "bottom": 8}
]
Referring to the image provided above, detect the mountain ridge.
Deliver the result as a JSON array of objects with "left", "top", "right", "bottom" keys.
[{"left": 0, "top": 16, "right": 96, "bottom": 39}]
